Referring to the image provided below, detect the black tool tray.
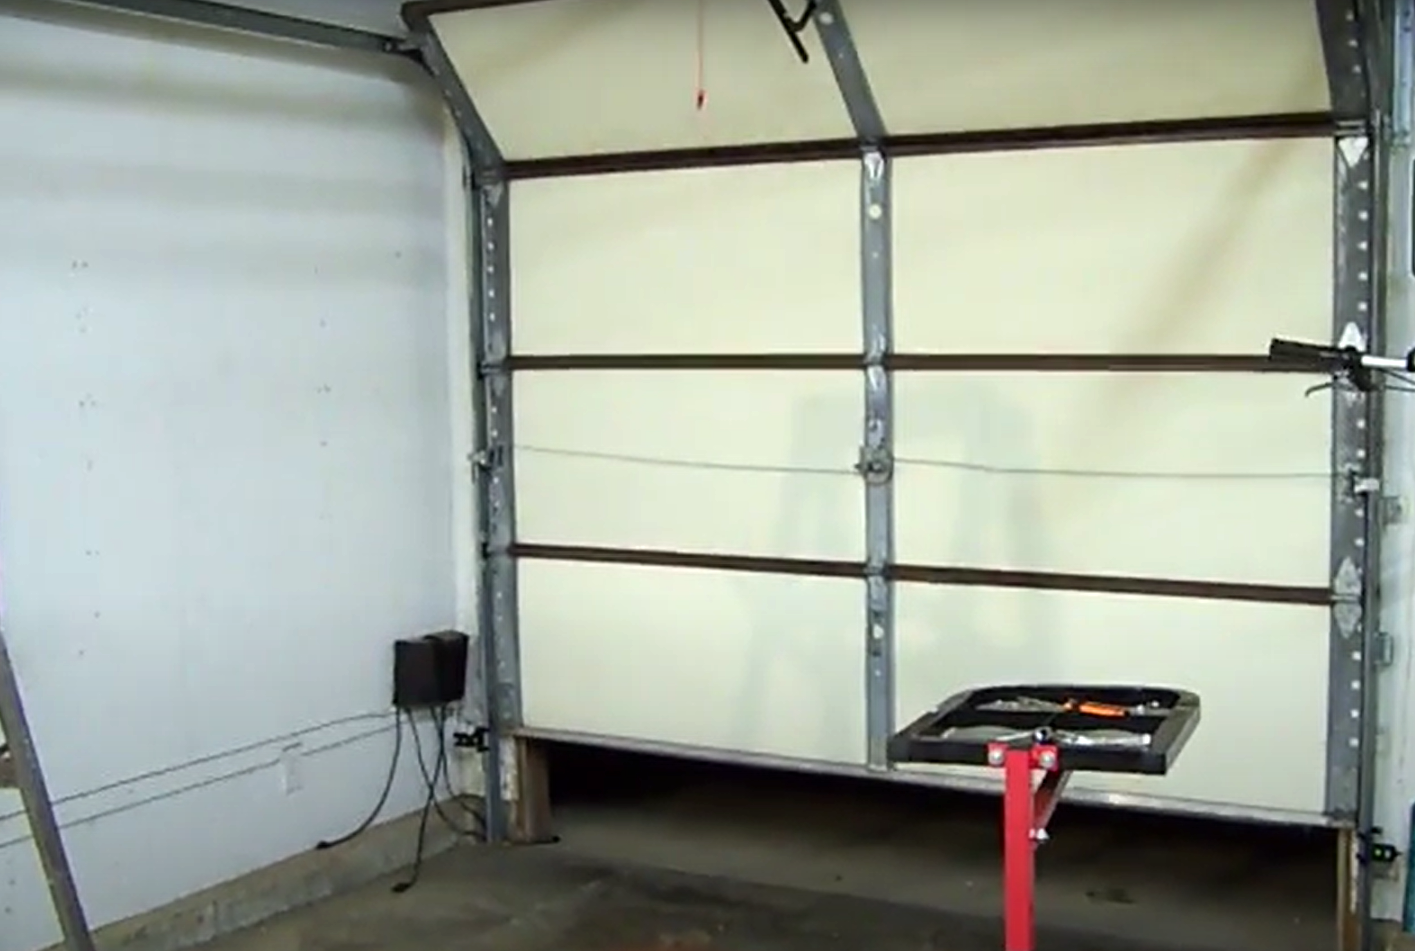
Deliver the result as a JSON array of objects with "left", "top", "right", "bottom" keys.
[{"left": 888, "top": 684, "right": 1200, "bottom": 775}]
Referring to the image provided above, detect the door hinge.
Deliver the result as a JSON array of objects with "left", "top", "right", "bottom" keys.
[{"left": 0, "top": 743, "right": 13, "bottom": 789}]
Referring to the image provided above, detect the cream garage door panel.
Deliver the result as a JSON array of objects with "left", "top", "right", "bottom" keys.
[
  {"left": 894, "top": 584, "right": 1327, "bottom": 815},
  {"left": 893, "top": 138, "right": 1331, "bottom": 354},
  {"left": 520, "top": 560, "right": 866, "bottom": 765},
  {"left": 430, "top": 0, "right": 853, "bottom": 160},
  {"left": 515, "top": 371, "right": 863, "bottom": 561},
  {"left": 844, "top": 0, "right": 1326, "bottom": 135},
  {"left": 510, "top": 162, "right": 859, "bottom": 356},
  {"left": 894, "top": 372, "right": 1330, "bottom": 584}
]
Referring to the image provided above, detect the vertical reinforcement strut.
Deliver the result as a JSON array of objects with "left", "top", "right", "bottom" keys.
[
  {"left": 1326, "top": 130, "right": 1380, "bottom": 821},
  {"left": 408, "top": 17, "right": 517, "bottom": 841},
  {"left": 473, "top": 179, "right": 520, "bottom": 842},
  {"left": 1312, "top": 2, "right": 1388, "bottom": 948},
  {"left": 810, "top": 0, "right": 894, "bottom": 767}
]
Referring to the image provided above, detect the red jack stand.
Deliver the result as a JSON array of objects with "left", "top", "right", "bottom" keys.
[
  {"left": 889, "top": 686, "right": 1200, "bottom": 951},
  {"left": 988, "top": 741, "right": 1070, "bottom": 951}
]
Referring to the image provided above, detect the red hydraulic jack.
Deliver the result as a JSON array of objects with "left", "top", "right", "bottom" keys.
[{"left": 988, "top": 740, "right": 1069, "bottom": 951}]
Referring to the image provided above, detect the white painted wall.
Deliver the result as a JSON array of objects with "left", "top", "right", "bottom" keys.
[{"left": 0, "top": 5, "right": 470, "bottom": 950}]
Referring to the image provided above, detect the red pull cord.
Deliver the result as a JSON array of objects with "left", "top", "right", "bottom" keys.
[{"left": 695, "top": 0, "right": 707, "bottom": 110}]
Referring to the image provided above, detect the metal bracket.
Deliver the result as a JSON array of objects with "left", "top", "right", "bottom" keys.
[
  {"left": 1359, "top": 828, "right": 1401, "bottom": 868},
  {"left": 765, "top": 0, "right": 819, "bottom": 63},
  {"left": 1381, "top": 494, "right": 1407, "bottom": 526},
  {"left": 472, "top": 445, "right": 507, "bottom": 471},
  {"left": 406, "top": 15, "right": 504, "bottom": 181},
  {"left": 1372, "top": 630, "right": 1395, "bottom": 669},
  {"left": 1333, "top": 555, "right": 1364, "bottom": 639},
  {"left": 855, "top": 444, "right": 893, "bottom": 484},
  {"left": 1352, "top": 475, "right": 1381, "bottom": 495}
]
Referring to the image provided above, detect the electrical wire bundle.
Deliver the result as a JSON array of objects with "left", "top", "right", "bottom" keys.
[{"left": 315, "top": 703, "right": 484, "bottom": 893}]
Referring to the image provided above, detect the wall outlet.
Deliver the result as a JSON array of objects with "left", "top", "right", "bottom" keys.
[{"left": 279, "top": 742, "right": 303, "bottom": 794}]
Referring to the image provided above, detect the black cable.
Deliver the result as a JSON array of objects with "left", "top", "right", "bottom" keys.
[
  {"left": 391, "top": 728, "right": 437, "bottom": 895},
  {"left": 314, "top": 712, "right": 403, "bottom": 850},
  {"left": 1377, "top": 367, "right": 1415, "bottom": 391},
  {"left": 392, "top": 707, "right": 447, "bottom": 893},
  {"left": 407, "top": 705, "right": 483, "bottom": 838},
  {"left": 431, "top": 704, "right": 487, "bottom": 837}
]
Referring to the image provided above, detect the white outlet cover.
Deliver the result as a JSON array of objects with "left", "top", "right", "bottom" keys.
[{"left": 279, "top": 742, "right": 304, "bottom": 794}]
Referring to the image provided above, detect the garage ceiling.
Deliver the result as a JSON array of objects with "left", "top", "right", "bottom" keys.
[{"left": 213, "top": 0, "right": 408, "bottom": 36}]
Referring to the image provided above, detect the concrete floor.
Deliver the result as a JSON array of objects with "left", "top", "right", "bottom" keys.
[{"left": 203, "top": 744, "right": 1338, "bottom": 951}]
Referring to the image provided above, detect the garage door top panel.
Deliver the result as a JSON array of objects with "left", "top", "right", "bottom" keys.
[
  {"left": 846, "top": 0, "right": 1328, "bottom": 136},
  {"left": 424, "top": 0, "right": 1327, "bottom": 160},
  {"left": 427, "top": 0, "right": 854, "bottom": 160},
  {"left": 511, "top": 162, "right": 859, "bottom": 355},
  {"left": 893, "top": 137, "right": 1333, "bottom": 354}
]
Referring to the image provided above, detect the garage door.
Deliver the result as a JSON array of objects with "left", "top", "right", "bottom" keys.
[{"left": 410, "top": 0, "right": 1381, "bottom": 829}]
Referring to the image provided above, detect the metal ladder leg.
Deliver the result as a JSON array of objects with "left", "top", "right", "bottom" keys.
[{"left": 0, "top": 623, "right": 97, "bottom": 951}]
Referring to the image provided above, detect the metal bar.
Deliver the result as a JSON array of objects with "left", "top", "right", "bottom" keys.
[
  {"left": 810, "top": 0, "right": 885, "bottom": 143},
  {"left": 1033, "top": 770, "right": 1070, "bottom": 832},
  {"left": 460, "top": 157, "right": 507, "bottom": 842},
  {"left": 502, "top": 112, "right": 1337, "bottom": 181},
  {"left": 888, "top": 563, "right": 1332, "bottom": 605},
  {"left": 404, "top": 9, "right": 503, "bottom": 177},
  {"left": 0, "top": 623, "right": 98, "bottom": 951},
  {"left": 859, "top": 151, "right": 894, "bottom": 769},
  {"left": 403, "top": 0, "right": 542, "bottom": 16},
  {"left": 887, "top": 353, "right": 1301, "bottom": 373},
  {"left": 1325, "top": 131, "right": 1380, "bottom": 824},
  {"left": 509, "top": 353, "right": 861, "bottom": 372},
  {"left": 1351, "top": 5, "right": 1399, "bottom": 945},
  {"left": 809, "top": 0, "right": 894, "bottom": 770},
  {"left": 1385, "top": 5, "right": 1414, "bottom": 944},
  {"left": 404, "top": 0, "right": 514, "bottom": 842},
  {"left": 1001, "top": 748, "right": 1038, "bottom": 951},
  {"left": 505, "top": 353, "right": 1313, "bottom": 373},
  {"left": 509, "top": 543, "right": 1333, "bottom": 606},
  {"left": 55, "top": 0, "right": 402, "bottom": 53},
  {"left": 470, "top": 181, "right": 519, "bottom": 843},
  {"left": 1316, "top": 0, "right": 1373, "bottom": 120}
]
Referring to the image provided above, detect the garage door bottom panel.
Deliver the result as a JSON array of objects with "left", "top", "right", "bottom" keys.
[{"left": 513, "top": 726, "right": 1336, "bottom": 829}]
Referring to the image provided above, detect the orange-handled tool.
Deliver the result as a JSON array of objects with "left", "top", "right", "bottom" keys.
[{"left": 1063, "top": 699, "right": 1129, "bottom": 718}]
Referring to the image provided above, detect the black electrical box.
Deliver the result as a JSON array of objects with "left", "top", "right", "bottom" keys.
[{"left": 392, "top": 630, "right": 470, "bottom": 710}]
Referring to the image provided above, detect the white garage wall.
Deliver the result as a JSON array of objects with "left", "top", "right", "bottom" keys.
[{"left": 0, "top": 7, "right": 466, "bottom": 951}]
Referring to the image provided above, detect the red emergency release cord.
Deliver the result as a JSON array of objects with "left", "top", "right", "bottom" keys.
[{"left": 695, "top": 0, "right": 707, "bottom": 110}]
